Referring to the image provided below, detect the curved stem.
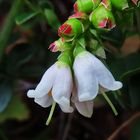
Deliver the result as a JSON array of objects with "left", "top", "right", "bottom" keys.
[
  {"left": 46, "top": 102, "right": 56, "bottom": 125},
  {"left": 102, "top": 92, "right": 118, "bottom": 116}
]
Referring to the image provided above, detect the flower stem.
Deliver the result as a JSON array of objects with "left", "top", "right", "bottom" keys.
[
  {"left": 46, "top": 102, "right": 56, "bottom": 125},
  {"left": 102, "top": 92, "right": 118, "bottom": 116}
]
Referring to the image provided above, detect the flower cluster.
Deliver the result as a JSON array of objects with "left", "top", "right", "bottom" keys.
[{"left": 27, "top": 0, "right": 136, "bottom": 119}]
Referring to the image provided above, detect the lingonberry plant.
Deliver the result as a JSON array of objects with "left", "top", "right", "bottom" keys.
[
  {"left": 26, "top": 0, "right": 140, "bottom": 125},
  {"left": 0, "top": 0, "right": 140, "bottom": 139}
]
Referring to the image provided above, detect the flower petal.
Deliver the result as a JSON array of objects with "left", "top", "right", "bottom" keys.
[
  {"left": 27, "top": 90, "right": 35, "bottom": 98},
  {"left": 34, "top": 63, "right": 57, "bottom": 98},
  {"left": 58, "top": 97, "right": 74, "bottom": 113},
  {"left": 91, "top": 54, "right": 123, "bottom": 91},
  {"left": 52, "top": 65, "right": 73, "bottom": 113},
  {"left": 73, "top": 52, "right": 99, "bottom": 102},
  {"left": 72, "top": 85, "right": 93, "bottom": 118},
  {"left": 75, "top": 101, "right": 93, "bottom": 118},
  {"left": 27, "top": 90, "right": 53, "bottom": 107},
  {"left": 34, "top": 95, "right": 53, "bottom": 108}
]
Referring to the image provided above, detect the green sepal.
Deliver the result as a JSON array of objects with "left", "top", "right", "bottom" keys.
[
  {"left": 87, "top": 38, "right": 106, "bottom": 59},
  {"left": 57, "top": 50, "right": 73, "bottom": 67},
  {"left": 55, "top": 38, "right": 73, "bottom": 52},
  {"left": 73, "top": 44, "right": 86, "bottom": 58}
]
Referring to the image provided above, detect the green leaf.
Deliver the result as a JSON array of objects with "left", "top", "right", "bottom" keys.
[
  {"left": 0, "top": 94, "right": 29, "bottom": 122},
  {"left": 16, "top": 11, "right": 39, "bottom": 25},
  {"left": 44, "top": 8, "right": 61, "bottom": 30},
  {"left": 0, "top": 84, "right": 12, "bottom": 113}
]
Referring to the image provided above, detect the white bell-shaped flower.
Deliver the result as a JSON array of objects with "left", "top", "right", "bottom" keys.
[
  {"left": 27, "top": 62, "right": 74, "bottom": 113},
  {"left": 73, "top": 51, "right": 123, "bottom": 102}
]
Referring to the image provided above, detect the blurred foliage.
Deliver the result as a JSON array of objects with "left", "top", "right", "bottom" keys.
[{"left": 0, "top": 0, "right": 139, "bottom": 140}]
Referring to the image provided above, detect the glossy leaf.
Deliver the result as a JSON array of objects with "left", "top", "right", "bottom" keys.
[
  {"left": 0, "top": 94, "right": 29, "bottom": 122},
  {"left": 16, "top": 11, "right": 39, "bottom": 25},
  {"left": 44, "top": 8, "right": 60, "bottom": 30},
  {"left": 0, "top": 84, "right": 12, "bottom": 112}
]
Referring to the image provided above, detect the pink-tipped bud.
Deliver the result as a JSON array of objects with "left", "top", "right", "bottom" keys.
[
  {"left": 131, "top": 0, "right": 139, "bottom": 5},
  {"left": 49, "top": 38, "right": 73, "bottom": 52},
  {"left": 58, "top": 24, "right": 72, "bottom": 37},
  {"left": 74, "top": 2, "right": 78, "bottom": 12},
  {"left": 90, "top": 5, "right": 116, "bottom": 30},
  {"left": 101, "top": 0, "right": 112, "bottom": 10},
  {"left": 49, "top": 42, "right": 58, "bottom": 52},
  {"left": 58, "top": 19, "right": 84, "bottom": 41}
]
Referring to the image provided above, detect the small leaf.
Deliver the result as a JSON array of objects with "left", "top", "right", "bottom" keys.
[
  {"left": 95, "top": 47, "right": 106, "bottom": 59},
  {"left": 0, "top": 94, "right": 29, "bottom": 122},
  {"left": 44, "top": 8, "right": 61, "bottom": 30},
  {"left": 16, "top": 11, "right": 39, "bottom": 25},
  {"left": 0, "top": 84, "right": 12, "bottom": 113}
]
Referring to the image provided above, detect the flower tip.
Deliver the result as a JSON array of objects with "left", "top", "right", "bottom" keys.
[
  {"left": 58, "top": 97, "right": 74, "bottom": 113},
  {"left": 132, "top": 0, "right": 138, "bottom": 5},
  {"left": 101, "top": 0, "right": 110, "bottom": 9},
  {"left": 112, "top": 81, "right": 123, "bottom": 91},
  {"left": 58, "top": 23, "right": 72, "bottom": 37},
  {"left": 27, "top": 90, "right": 35, "bottom": 98},
  {"left": 74, "top": 2, "right": 78, "bottom": 12},
  {"left": 49, "top": 42, "right": 58, "bottom": 52},
  {"left": 98, "top": 18, "right": 108, "bottom": 28},
  {"left": 98, "top": 18, "right": 116, "bottom": 30}
]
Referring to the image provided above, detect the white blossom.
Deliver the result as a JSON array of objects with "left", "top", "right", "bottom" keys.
[
  {"left": 27, "top": 62, "right": 74, "bottom": 113},
  {"left": 73, "top": 51, "right": 123, "bottom": 102}
]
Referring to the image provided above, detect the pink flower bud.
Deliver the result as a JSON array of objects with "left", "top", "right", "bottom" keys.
[
  {"left": 131, "top": 0, "right": 139, "bottom": 5},
  {"left": 49, "top": 42, "right": 57, "bottom": 52},
  {"left": 49, "top": 38, "right": 73, "bottom": 52},
  {"left": 58, "top": 19, "right": 84, "bottom": 41},
  {"left": 90, "top": 5, "right": 116, "bottom": 30}
]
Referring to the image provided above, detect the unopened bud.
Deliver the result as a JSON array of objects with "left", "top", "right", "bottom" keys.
[
  {"left": 49, "top": 38, "right": 73, "bottom": 52},
  {"left": 131, "top": 0, "right": 139, "bottom": 5},
  {"left": 90, "top": 5, "right": 116, "bottom": 30},
  {"left": 58, "top": 19, "right": 84, "bottom": 41}
]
